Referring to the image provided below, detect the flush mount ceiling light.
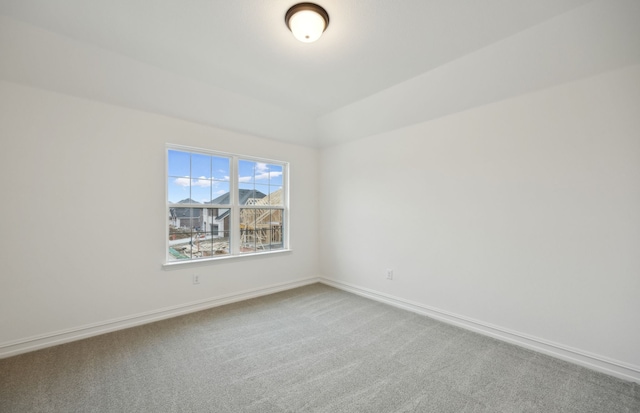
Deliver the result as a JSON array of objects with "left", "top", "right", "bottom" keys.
[{"left": 285, "top": 3, "right": 329, "bottom": 43}]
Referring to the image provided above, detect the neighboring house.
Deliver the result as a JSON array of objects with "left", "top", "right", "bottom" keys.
[
  {"left": 169, "top": 198, "right": 202, "bottom": 230},
  {"left": 206, "top": 189, "right": 268, "bottom": 236},
  {"left": 169, "top": 190, "right": 268, "bottom": 236}
]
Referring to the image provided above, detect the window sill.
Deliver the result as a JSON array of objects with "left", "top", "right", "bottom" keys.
[{"left": 162, "top": 249, "right": 292, "bottom": 270}]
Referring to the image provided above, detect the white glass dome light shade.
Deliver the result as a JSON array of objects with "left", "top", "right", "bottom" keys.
[
  {"left": 289, "top": 10, "right": 325, "bottom": 42},
  {"left": 285, "top": 3, "right": 329, "bottom": 43}
]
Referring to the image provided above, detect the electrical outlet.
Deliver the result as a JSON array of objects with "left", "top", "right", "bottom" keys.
[
  {"left": 386, "top": 268, "right": 394, "bottom": 280},
  {"left": 192, "top": 274, "right": 200, "bottom": 285}
]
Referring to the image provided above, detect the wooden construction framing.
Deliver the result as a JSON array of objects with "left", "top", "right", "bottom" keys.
[{"left": 240, "top": 188, "right": 284, "bottom": 250}]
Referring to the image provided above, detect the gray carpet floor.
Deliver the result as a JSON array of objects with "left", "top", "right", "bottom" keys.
[{"left": 1, "top": 283, "right": 638, "bottom": 412}]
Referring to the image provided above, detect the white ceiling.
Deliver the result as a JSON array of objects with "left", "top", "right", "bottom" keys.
[{"left": 1, "top": 0, "right": 639, "bottom": 146}]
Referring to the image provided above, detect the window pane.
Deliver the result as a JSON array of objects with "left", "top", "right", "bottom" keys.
[
  {"left": 208, "top": 208, "right": 230, "bottom": 256},
  {"left": 240, "top": 208, "right": 256, "bottom": 229},
  {"left": 240, "top": 209, "right": 255, "bottom": 253},
  {"left": 254, "top": 208, "right": 270, "bottom": 251},
  {"left": 168, "top": 176, "right": 191, "bottom": 203},
  {"left": 237, "top": 161, "right": 284, "bottom": 207},
  {"left": 212, "top": 157, "right": 230, "bottom": 181},
  {"left": 188, "top": 179, "right": 210, "bottom": 204},
  {"left": 239, "top": 182, "right": 254, "bottom": 192},
  {"left": 209, "top": 208, "right": 230, "bottom": 235},
  {"left": 191, "top": 228, "right": 230, "bottom": 257},
  {"left": 211, "top": 232, "right": 230, "bottom": 256},
  {"left": 239, "top": 160, "right": 255, "bottom": 184},
  {"left": 254, "top": 162, "right": 270, "bottom": 184},
  {"left": 249, "top": 190, "right": 267, "bottom": 204},
  {"left": 210, "top": 182, "right": 230, "bottom": 204},
  {"left": 269, "top": 164, "right": 283, "bottom": 186},
  {"left": 270, "top": 210, "right": 284, "bottom": 250},
  {"left": 168, "top": 153, "right": 233, "bottom": 205},
  {"left": 261, "top": 230, "right": 272, "bottom": 251},
  {"left": 269, "top": 187, "right": 283, "bottom": 206},
  {"left": 171, "top": 207, "right": 198, "bottom": 229},
  {"left": 168, "top": 150, "right": 190, "bottom": 177},
  {"left": 168, "top": 242, "right": 192, "bottom": 260},
  {"left": 168, "top": 208, "right": 231, "bottom": 260},
  {"left": 255, "top": 184, "right": 269, "bottom": 203},
  {"left": 238, "top": 184, "right": 268, "bottom": 206},
  {"left": 191, "top": 153, "right": 211, "bottom": 179},
  {"left": 239, "top": 208, "right": 284, "bottom": 252},
  {"left": 168, "top": 207, "right": 193, "bottom": 260},
  {"left": 191, "top": 229, "right": 208, "bottom": 258}
]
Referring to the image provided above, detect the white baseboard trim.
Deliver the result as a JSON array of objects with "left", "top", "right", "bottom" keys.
[
  {"left": 0, "top": 276, "right": 320, "bottom": 359},
  {"left": 320, "top": 277, "right": 640, "bottom": 384}
]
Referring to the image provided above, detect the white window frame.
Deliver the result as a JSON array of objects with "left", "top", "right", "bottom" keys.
[{"left": 163, "top": 144, "right": 290, "bottom": 267}]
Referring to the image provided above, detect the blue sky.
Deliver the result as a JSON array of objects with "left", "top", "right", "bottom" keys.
[{"left": 168, "top": 150, "right": 283, "bottom": 204}]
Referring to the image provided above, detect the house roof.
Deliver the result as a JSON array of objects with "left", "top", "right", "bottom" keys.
[
  {"left": 177, "top": 198, "right": 200, "bottom": 204},
  {"left": 170, "top": 198, "right": 202, "bottom": 219},
  {"left": 208, "top": 189, "right": 266, "bottom": 206},
  {"left": 207, "top": 189, "right": 268, "bottom": 221}
]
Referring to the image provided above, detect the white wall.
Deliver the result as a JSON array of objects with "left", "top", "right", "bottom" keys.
[
  {"left": 0, "top": 81, "right": 319, "bottom": 355},
  {"left": 319, "top": 65, "right": 640, "bottom": 381}
]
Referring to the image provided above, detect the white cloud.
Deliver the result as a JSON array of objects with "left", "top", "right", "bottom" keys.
[
  {"left": 192, "top": 176, "right": 210, "bottom": 187},
  {"left": 174, "top": 177, "right": 190, "bottom": 187},
  {"left": 173, "top": 176, "right": 211, "bottom": 187},
  {"left": 255, "top": 171, "right": 282, "bottom": 181},
  {"left": 239, "top": 164, "right": 282, "bottom": 183}
]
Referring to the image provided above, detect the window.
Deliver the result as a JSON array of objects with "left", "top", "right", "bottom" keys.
[{"left": 166, "top": 145, "right": 288, "bottom": 264}]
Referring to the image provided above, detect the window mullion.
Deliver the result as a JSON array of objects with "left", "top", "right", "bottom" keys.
[{"left": 230, "top": 156, "right": 241, "bottom": 256}]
